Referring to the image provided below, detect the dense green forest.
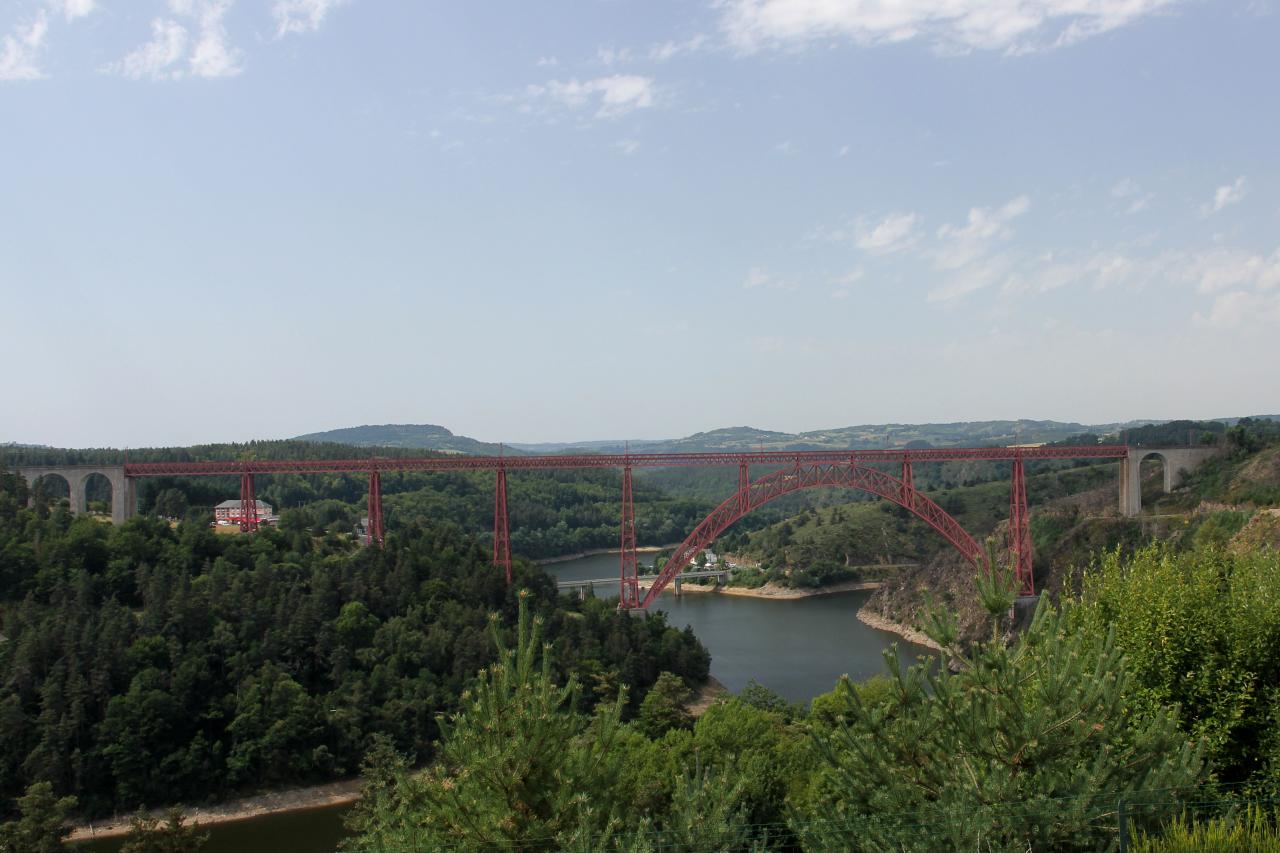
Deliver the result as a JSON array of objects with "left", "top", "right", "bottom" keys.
[{"left": 0, "top": 465, "right": 709, "bottom": 819}]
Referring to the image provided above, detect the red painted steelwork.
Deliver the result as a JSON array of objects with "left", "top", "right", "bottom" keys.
[
  {"left": 619, "top": 465, "right": 639, "bottom": 609},
  {"left": 1009, "top": 456, "right": 1033, "bottom": 595},
  {"left": 493, "top": 468, "right": 511, "bottom": 584},
  {"left": 367, "top": 471, "right": 384, "bottom": 547},
  {"left": 122, "top": 445, "right": 1129, "bottom": 478},
  {"left": 636, "top": 463, "right": 985, "bottom": 609},
  {"left": 239, "top": 473, "right": 257, "bottom": 533}
]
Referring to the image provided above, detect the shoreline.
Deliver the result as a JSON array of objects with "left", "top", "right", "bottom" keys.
[
  {"left": 534, "top": 545, "right": 674, "bottom": 566},
  {"left": 636, "top": 578, "right": 882, "bottom": 600},
  {"left": 855, "top": 608, "right": 943, "bottom": 652},
  {"left": 64, "top": 778, "right": 363, "bottom": 844},
  {"left": 686, "top": 675, "right": 729, "bottom": 716}
]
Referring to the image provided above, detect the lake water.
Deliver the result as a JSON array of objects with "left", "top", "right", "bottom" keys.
[{"left": 75, "top": 552, "right": 929, "bottom": 853}]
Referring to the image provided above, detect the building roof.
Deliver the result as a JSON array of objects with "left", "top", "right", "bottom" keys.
[{"left": 214, "top": 499, "right": 273, "bottom": 510}]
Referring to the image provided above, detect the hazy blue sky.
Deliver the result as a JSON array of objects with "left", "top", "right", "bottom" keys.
[{"left": 3, "top": 1, "right": 1277, "bottom": 448}]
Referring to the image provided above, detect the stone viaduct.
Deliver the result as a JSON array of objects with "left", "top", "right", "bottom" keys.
[
  {"left": 1118, "top": 446, "right": 1219, "bottom": 517},
  {"left": 14, "top": 465, "right": 137, "bottom": 526}
]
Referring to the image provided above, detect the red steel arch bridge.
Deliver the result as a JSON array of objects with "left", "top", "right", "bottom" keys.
[{"left": 113, "top": 445, "right": 1135, "bottom": 607}]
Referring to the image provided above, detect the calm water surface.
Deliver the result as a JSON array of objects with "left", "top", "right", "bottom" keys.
[
  {"left": 552, "top": 551, "right": 931, "bottom": 700},
  {"left": 76, "top": 552, "right": 929, "bottom": 853}
]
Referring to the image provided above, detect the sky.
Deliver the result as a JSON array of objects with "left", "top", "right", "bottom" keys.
[{"left": 2, "top": 0, "right": 1278, "bottom": 449}]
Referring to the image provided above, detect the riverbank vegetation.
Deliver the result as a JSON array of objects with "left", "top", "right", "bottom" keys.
[
  {"left": 0, "top": 464, "right": 709, "bottom": 823},
  {"left": 343, "top": 537, "right": 1280, "bottom": 851}
]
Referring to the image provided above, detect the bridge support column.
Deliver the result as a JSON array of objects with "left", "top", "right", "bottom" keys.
[
  {"left": 1119, "top": 456, "right": 1142, "bottom": 517},
  {"left": 110, "top": 472, "right": 137, "bottom": 526},
  {"left": 900, "top": 458, "right": 914, "bottom": 504},
  {"left": 69, "top": 475, "right": 87, "bottom": 515},
  {"left": 239, "top": 473, "right": 258, "bottom": 532},
  {"left": 619, "top": 464, "right": 639, "bottom": 609},
  {"left": 1009, "top": 455, "right": 1034, "bottom": 596},
  {"left": 493, "top": 467, "right": 512, "bottom": 584},
  {"left": 367, "top": 471, "right": 384, "bottom": 547},
  {"left": 673, "top": 576, "right": 682, "bottom": 596},
  {"left": 738, "top": 463, "right": 749, "bottom": 515}
]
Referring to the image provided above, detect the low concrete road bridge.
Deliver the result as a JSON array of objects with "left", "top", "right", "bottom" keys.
[{"left": 558, "top": 569, "right": 730, "bottom": 597}]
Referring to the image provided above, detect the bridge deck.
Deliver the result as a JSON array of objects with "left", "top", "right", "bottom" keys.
[{"left": 115, "top": 445, "right": 1131, "bottom": 478}]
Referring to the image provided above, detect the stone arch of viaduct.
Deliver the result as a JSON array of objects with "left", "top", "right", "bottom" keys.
[
  {"left": 15, "top": 465, "right": 137, "bottom": 526},
  {"left": 1119, "top": 447, "right": 1218, "bottom": 517}
]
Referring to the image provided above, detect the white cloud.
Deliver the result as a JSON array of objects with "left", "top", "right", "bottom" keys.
[
  {"left": 1181, "top": 247, "right": 1280, "bottom": 293},
  {"left": 112, "top": 18, "right": 188, "bottom": 80},
  {"left": 596, "top": 46, "right": 632, "bottom": 66},
  {"left": 0, "top": 14, "right": 49, "bottom": 81},
  {"left": 854, "top": 212, "right": 920, "bottom": 254},
  {"left": 273, "top": 0, "right": 348, "bottom": 38},
  {"left": 717, "top": 0, "right": 1179, "bottom": 54},
  {"left": 933, "top": 195, "right": 1029, "bottom": 269},
  {"left": 615, "top": 138, "right": 641, "bottom": 155},
  {"left": 649, "top": 34, "right": 707, "bottom": 61},
  {"left": 928, "top": 254, "right": 1016, "bottom": 303},
  {"left": 49, "top": 0, "right": 95, "bottom": 21},
  {"left": 1203, "top": 176, "right": 1248, "bottom": 215},
  {"left": 106, "top": 0, "right": 241, "bottom": 80},
  {"left": 774, "top": 140, "right": 797, "bottom": 155},
  {"left": 529, "top": 74, "right": 655, "bottom": 118},
  {"left": 743, "top": 267, "right": 798, "bottom": 290},
  {"left": 188, "top": 0, "right": 241, "bottom": 78},
  {"left": 1194, "top": 290, "right": 1280, "bottom": 331}
]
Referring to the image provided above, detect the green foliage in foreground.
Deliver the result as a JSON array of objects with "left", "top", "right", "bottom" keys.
[
  {"left": 0, "top": 782, "right": 75, "bottom": 853},
  {"left": 343, "top": 594, "right": 761, "bottom": 852},
  {"left": 794, "top": 573, "right": 1204, "bottom": 852},
  {"left": 1070, "top": 544, "right": 1280, "bottom": 791},
  {"left": 1133, "top": 806, "right": 1280, "bottom": 853},
  {"left": 346, "top": 568, "right": 1207, "bottom": 851},
  {"left": 118, "top": 808, "right": 209, "bottom": 853}
]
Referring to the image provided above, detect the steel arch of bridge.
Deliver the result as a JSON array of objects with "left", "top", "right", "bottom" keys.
[{"left": 637, "top": 462, "right": 989, "bottom": 609}]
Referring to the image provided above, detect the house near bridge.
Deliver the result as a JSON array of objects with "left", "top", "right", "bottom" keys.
[{"left": 213, "top": 499, "right": 275, "bottom": 526}]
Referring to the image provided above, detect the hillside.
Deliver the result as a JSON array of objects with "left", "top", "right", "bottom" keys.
[
  {"left": 861, "top": 424, "right": 1280, "bottom": 645},
  {"left": 517, "top": 419, "right": 1154, "bottom": 455},
  {"left": 292, "top": 416, "right": 1280, "bottom": 459},
  {"left": 294, "top": 423, "right": 516, "bottom": 455}
]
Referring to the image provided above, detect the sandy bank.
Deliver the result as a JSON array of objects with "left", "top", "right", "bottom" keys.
[
  {"left": 856, "top": 608, "right": 943, "bottom": 652},
  {"left": 635, "top": 578, "right": 882, "bottom": 600},
  {"left": 534, "top": 545, "right": 673, "bottom": 566},
  {"left": 65, "top": 778, "right": 363, "bottom": 844},
  {"left": 686, "top": 675, "right": 729, "bottom": 717}
]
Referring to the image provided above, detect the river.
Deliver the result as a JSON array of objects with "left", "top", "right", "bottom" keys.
[{"left": 74, "top": 552, "right": 929, "bottom": 852}]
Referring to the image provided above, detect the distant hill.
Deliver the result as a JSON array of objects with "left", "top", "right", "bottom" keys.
[
  {"left": 297, "top": 417, "right": 1280, "bottom": 458},
  {"left": 294, "top": 424, "right": 517, "bottom": 456},
  {"left": 517, "top": 420, "right": 1158, "bottom": 455}
]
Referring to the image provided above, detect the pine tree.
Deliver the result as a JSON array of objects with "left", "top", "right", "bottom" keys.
[
  {"left": 343, "top": 590, "right": 627, "bottom": 852},
  {"left": 118, "top": 808, "right": 209, "bottom": 853},
  {"left": 0, "top": 782, "right": 77, "bottom": 853},
  {"left": 794, "top": 558, "right": 1206, "bottom": 852}
]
